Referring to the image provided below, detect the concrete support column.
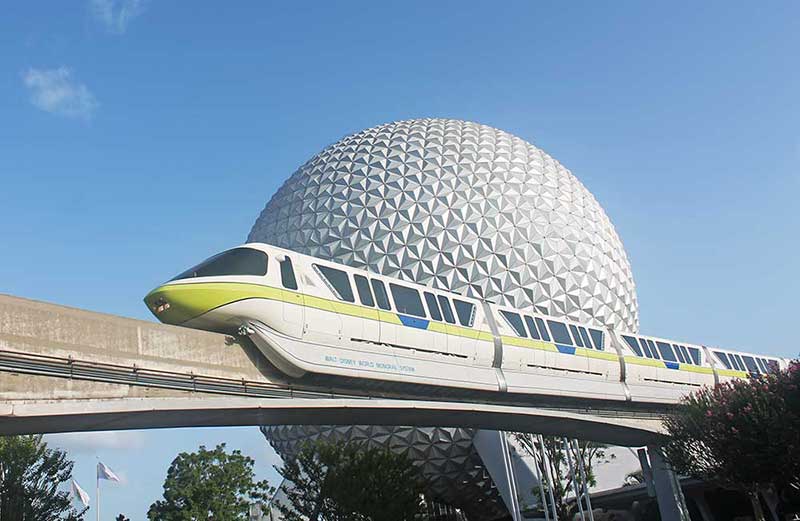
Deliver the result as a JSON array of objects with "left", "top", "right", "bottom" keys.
[
  {"left": 474, "top": 430, "right": 531, "bottom": 521},
  {"left": 647, "top": 445, "right": 691, "bottom": 521}
]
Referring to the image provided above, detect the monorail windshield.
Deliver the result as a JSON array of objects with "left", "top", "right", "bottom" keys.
[{"left": 171, "top": 248, "right": 268, "bottom": 281}]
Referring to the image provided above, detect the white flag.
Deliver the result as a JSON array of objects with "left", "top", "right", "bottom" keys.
[
  {"left": 71, "top": 479, "right": 90, "bottom": 507},
  {"left": 97, "top": 462, "right": 120, "bottom": 482}
]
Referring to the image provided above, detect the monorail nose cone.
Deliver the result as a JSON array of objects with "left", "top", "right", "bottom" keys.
[{"left": 144, "top": 284, "right": 200, "bottom": 325}]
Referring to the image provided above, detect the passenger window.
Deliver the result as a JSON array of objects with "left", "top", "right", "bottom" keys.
[
  {"left": 765, "top": 359, "right": 779, "bottom": 373},
  {"left": 524, "top": 316, "right": 540, "bottom": 340},
  {"left": 390, "top": 284, "right": 426, "bottom": 318},
  {"left": 353, "top": 275, "right": 374, "bottom": 307},
  {"left": 733, "top": 355, "right": 745, "bottom": 371},
  {"left": 578, "top": 327, "right": 593, "bottom": 350},
  {"left": 424, "top": 292, "right": 443, "bottom": 321},
  {"left": 638, "top": 338, "right": 653, "bottom": 358},
  {"left": 622, "top": 335, "right": 643, "bottom": 356},
  {"left": 279, "top": 257, "right": 298, "bottom": 290},
  {"left": 535, "top": 317, "right": 551, "bottom": 342},
  {"left": 172, "top": 248, "right": 268, "bottom": 280},
  {"left": 569, "top": 325, "right": 584, "bottom": 347},
  {"left": 714, "top": 351, "right": 732, "bottom": 369},
  {"left": 742, "top": 356, "right": 760, "bottom": 373},
  {"left": 738, "top": 356, "right": 748, "bottom": 371},
  {"left": 315, "top": 265, "right": 355, "bottom": 302},
  {"left": 500, "top": 311, "right": 527, "bottom": 338},
  {"left": 646, "top": 339, "right": 660, "bottom": 359},
  {"left": 673, "top": 344, "right": 686, "bottom": 364},
  {"left": 656, "top": 341, "right": 677, "bottom": 362},
  {"left": 688, "top": 347, "right": 701, "bottom": 365},
  {"left": 757, "top": 358, "right": 770, "bottom": 373},
  {"left": 437, "top": 295, "right": 456, "bottom": 324},
  {"left": 453, "top": 299, "right": 476, "bottom": 327},
  {"left": 589, "top": 329, "right": 604, "bottom": 350},
  {"left": 676, "top": 345, "right": 689, "bottom": 364},
  {"left": 547, "top": 320, "right": 572, "bottom": 345},
  {"left": 371, "top": 279, "right": 391, "bottom": 310}
]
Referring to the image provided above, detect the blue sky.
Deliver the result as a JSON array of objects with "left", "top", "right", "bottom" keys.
[{"left": 1, "top": 0, "right": 798, "bottom": 517}]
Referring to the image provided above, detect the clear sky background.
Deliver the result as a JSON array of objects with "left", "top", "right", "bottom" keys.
[{"left": 1, "top": 1, "right": 798, "bottom": 517}]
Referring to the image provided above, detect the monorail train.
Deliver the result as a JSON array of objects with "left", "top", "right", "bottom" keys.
[{"left": 144, "top": 243, "right": 788, "bottom": 405}]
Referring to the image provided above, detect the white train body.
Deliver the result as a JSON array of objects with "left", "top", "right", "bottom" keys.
[{"left": 144, "top": 243, "right": 788, "bottom": 406}]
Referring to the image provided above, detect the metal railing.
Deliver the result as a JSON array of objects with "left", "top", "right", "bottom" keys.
[{"left": 0, "top": 349, "right": 365, "bottom": 401}]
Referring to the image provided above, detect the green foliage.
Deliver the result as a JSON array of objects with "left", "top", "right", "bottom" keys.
[
  {"left": 276, "top": 440, "right": 425, "bottom": 521},
  {"left": 0, "top": 434, "right": 86, "bottom": 521},
  {"left": 663, "top": 362, "right": 800, "bottom": 496},
  {"left": 622, "top": 469, "right": 644, "bottom": 487},
  {"left": 147, "top": 443, "right": 273, "bottom": 521},
  {"left": 513, "top": 435, "right": 612, "bottom": 520}
]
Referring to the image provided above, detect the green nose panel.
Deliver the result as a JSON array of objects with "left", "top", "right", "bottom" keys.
[{"left": 144, "top": 282, "right": 283, "bottom": 325}]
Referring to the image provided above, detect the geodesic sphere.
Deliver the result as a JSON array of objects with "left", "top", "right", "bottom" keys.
[{"left": 249, "top": 118, "right": 638, "bottom": 332}]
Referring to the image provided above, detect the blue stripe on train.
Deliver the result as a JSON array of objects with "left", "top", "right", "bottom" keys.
[
  {"left": 556, "top": 344, "right": 576, "bottom": 355},
  {"left": 397, "top": 314, "right": 430, "bottom": 329},
  {"left": 665, "top": 361, "right": 680, "bottom": 370}
]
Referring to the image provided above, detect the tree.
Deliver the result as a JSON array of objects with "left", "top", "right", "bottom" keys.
[
  {"left": 0, "top": 434, "right": 86, "bottom": 521},
  {"left": 663, "top": 361, "right": 800, "bottom": 521},
  {"left": 513, "top": 434, "right": 613, "bottom": 520},
  {"left": 147, "top": 443, "right": 273, "bottom": 521},
  {"left": 622, "top": 469, "right": 645, "bottom": 487},
  {"left": 115, "top": 515, "right": 130, "bottom": 521},
  {"left": 276, "top": 440, "right": 424, "bottom": 521}
]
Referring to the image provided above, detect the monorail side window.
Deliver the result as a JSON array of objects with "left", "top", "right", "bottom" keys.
[
  {"left": 279, "top": 257, "right": 298, "bottom": 290},
  {"left": 638, "top": 338, "right": 654, "bottom": 358},
  {"left": 732, "top": 354, "right": 745, "bottom": 371},
  {"left": 547, "top": 320, "right": 572, "bottom": 346},
  {"left": 656, "top": 341, "right": 677, "bottom": 362},
  {"left": 756, "top": 358, "right": 768, "bottom": 373},
  {"left": 673, "top": 344, "right": 687, "bottom": 364},
  {"left": 500, "top": 311, "right": 527, "bottom": 338},
  {"left": 688, "top": 347, "right": 701, "bottom": 365},
  {"left": 171, "top": 248, "right": 268, "bottom": 281},
  {"left": 315, "top": 265, "right": 355, "bottom": 303},
  {"left": 535, "top": 317, "right": 551, "bottom": 342},
  {"left": 371, "top": 279, "right": 391, "bottom": 310},
  {"left": 742, "top": 356, "right": 760, "bottom": 374},
  {"left": 765, "top": 359, "right": 779, "bottom": 373},
  {"left": 353, "top": 274, "right": 375, "bottom": 307},
  {"left": 423, "top": 292, "right": 443, "bottom": 321},
  {"left": 453, "top": 299, "right": 475, "bottom": 327},
  {"left": 622, "top": 335, "right": 643, "bottom": 356},
  {"left": 569, "top": 325, "right": 584, "bottom": 347},
  {"left": 646, "top": 339, "right": 660, "bottom": 360},
  {"left": 589, "top": 329, "right": 604, "bottom": 350},
  {"left": 714, "top": 351, "right": 732, "bottom": 369},
  {"left": 390, "top": 284, "right": 426, "bottom": 318},
  {"left": 437, "top": 295, "right": 456, "bottom": 324},
  {"left": 578, "top": 327, "right": 593, "bottom": 350},
  {"left": 524, "top": 316, "right": 540, "bottom": 340}
]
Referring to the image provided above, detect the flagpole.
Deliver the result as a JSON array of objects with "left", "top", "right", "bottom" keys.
[{"left": 96, "top": 465, "right": 100, "bottom": 521}]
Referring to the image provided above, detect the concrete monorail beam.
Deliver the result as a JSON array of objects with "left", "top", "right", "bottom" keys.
[{"left": 0, "top": 396, "right": 664, "bottom": 446}]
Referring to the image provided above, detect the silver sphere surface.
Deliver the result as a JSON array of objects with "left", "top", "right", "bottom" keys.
[{"left": 249, "top": 118, "right": 638, "bottom": 331}]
